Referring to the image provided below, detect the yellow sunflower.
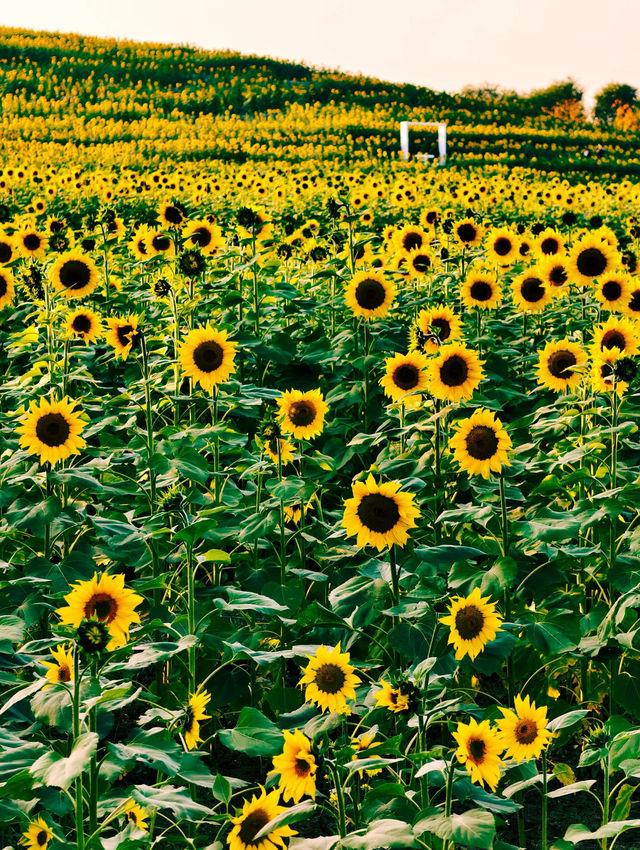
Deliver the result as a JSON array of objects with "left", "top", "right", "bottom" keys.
[
  {"left": 374, "top": 680, "right": 409, "bottom": 713},
  {"left": 158, "top": 200, "right": 187, "bottom": 228},
  {"left": 460, "top": 270, "right": 501, "bottom": 311},
  {"left": 511, "top": 268, "right": 552, "bottom": 314},
  {"left": 380, "top": 351, "right": 429, "bottom": 408},
  {"left": 147, "top": 228, "right": 175, "bottom": 258},
  {"left": 497, "top": 695, "right": 552, "bottom": 762},
  {"left": 277, "top": 389, "right": 328, "bottom": 440},
  {"left": 184, "top": 689, "right": 211, "bottom": 751},
  {"left": 412, "top": 304, "right": 463, "bottom": 353},
  {"left": 453, "top": 218, "right": 483, "bottom": 248},
  {"left": 351, "top": 730, "right": 384, "bottom": 776},
  {"left": 591, "top": 349, "right": 627, "bottom": 396},
  {"left": 41, "top": 644, "right": 74, "bottom": 686},
  {"left": 345, "top": 270, "right": 395, "bottom": 320},
  {"left": 105, "top": 316, "right": 141, "bottom": 360},
  {"left": 538, "top": 255, "right": 571, "bottom": 296},
  {"left": 129, "top": 225, "right": 151, "bottom": 261},
  {"left": 17, "top": 396, "right": 86, "bottom": 466},
  {"left": 534, "top": 228, "right": 565, "bottom": 259},
  {"left": 124, "top": 799, "right": 149, "bottom": 832},
  {"left": 568, "top": 234, "right": 619, "bottom": 285},
  {"left": 342, "top": 473, "right": 420, "bottom": 550},
  {"left": 428, "top": 343, "right": 484, "bottom": 403},
  {"left": 0, "top": 231, "right": 16, "bottom": 265},
  {"left": 395, "top": 224, "right": 432, "bottom": 254},
  {"left": 269, "top": 729, "right": 317, "bottom": 803},
  {"left": 592, "top": 315, "right": 639, "bottom": 356},
  {"left": 56, "top": 572, "right": 143, "bottom": 651},
  {"left": 593, "top": 272, "right": 632, "bottom": 311},
  {"left": 179, "top": 326, "right": 237, "bottom": 392},
  {"left": 20, "top": 817, "right": 53, "bottom": 849},
  {"left": 16, "top": 223, "right": 48, "bottom": 259},
  {"left": 449, "top": 408, "right": 512, "bottom": 479},
  {"left": 299, "top": 643, "right": 361, "bottom": 715},
  {"left": 0, "top": 267, "right": 15, "bottom": 309},
  {"left": 183, "top": 219, "right": 224, "bottom": 256},
  {"left": 50, "top": 250, "right": 99, "bottom": 299},
  {"left": 485, "top": 227, "right": 519, "bottom": 265},
  {"left": 536, "top": 339, "right": 588, "bottom": 392},
  {"left": 453, "top": 718, "right": 504, "bottom": 791},
  {"left": 227, "top": 788, "right": 296, "bottom": 850},
  {"left": 420, "top": 208, "right": 439, "bottom": 229},
  {"left": 406, "top": 246, "right": 437, "bottom": 278},
  {"left": 440, "top": 587, "right": 503, "bottom": 661},
  {"left": 624, "top": 283, "right": 640, "bottom": 318},
  {"left": 65, "top": 307, "right": 102, "bottom": 344},
  {"left": 264, "top": 435, "right": 295, "bottom": 465}
]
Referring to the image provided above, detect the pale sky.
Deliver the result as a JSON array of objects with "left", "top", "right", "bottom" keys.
[{"left": 4, "top": 0, "right": 640, "bottom": 107}]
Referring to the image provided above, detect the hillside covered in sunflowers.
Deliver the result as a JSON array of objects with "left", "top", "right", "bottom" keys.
[{"left": 4, "top": 24, "right": 640, "bottom": 850}]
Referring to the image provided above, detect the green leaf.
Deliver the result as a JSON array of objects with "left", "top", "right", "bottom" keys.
[
  {"left": 612, "top": 783, "right": 635, "bottom": 821},
  {"left": 30, "top": 732, "right": 98, "bottom": 790},
  {"left": 563, "top": 819, "right": 640, "bottom": 844},
  {"left": 0, "top": 615, "right": 25, "bottom": 649},
  {"left": 30, "top": 684, "right": 72, "bottom": 727},
  {"left": 548, "top": 710, "right": 589, "bottom": 733},
  {"left": 217, "top": 589, "right": 288, "bottom": 615},
  {"left": 340, "top": 818, "right": 417, "bottom": 848},
  {"left": 211, "top": 772, "right": 232, "bottom": 803},
  {"left": 109, "top": 729, "right": 182, "bottom": 776},
  {"left": 218, "top": 707, "right": 283, "bottom": 756},
  {"left": 253, "top": 799, "right": 316, "bottom": 840},
  {"left": 132, "top": 784, "right": 214, "bottom": 819},
  {"left": 415, "top": 809, "right": 495, "bottom": 848},
  {"left": 547, "top": 780, "right": 596, "bottom": 798}
]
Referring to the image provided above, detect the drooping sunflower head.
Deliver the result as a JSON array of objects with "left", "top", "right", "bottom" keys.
[
  {"left": 105, "top": 316, "right": 141, "bottom": 361},
  {"left": 592, "top": 315, "right": 639, "bottom": 357},
  {"left": 593, "top": 271, "right": 632, "bottom": 311},
  {"left": 428, "top": 343, "right": 484, "bottom": 403},
  {"left": 65, "top": 307, "right": 102, "bottom": 344},
  {"left": 453, "top": 217, "right": 483, "bottom": 248},
  {"left": 345, "top": 270, "right": 395, "bottom": 320},
  {"left": 452, "top": 717, "right": 504, "bottom": 791},
  {"left": 568, "top": 234, "right": 620, "bottom": 285},
  {"left": 277, "top": 389, "right": 328, "bottom": 440},
  {"left": 20, "top": 816, "right": 54, "bottom": 850},
  {"left": 449, "top": 408, "right": 512, "bottom": 479},
  {"left": 485, "top": 227, "right": 519, "bottom": 265},
  {"left": 440, "top": 586, "right": 503, "bottom": 661},
  {"left": 460, "top": 270, "right": 501, "bottom": 311},
  {"left": 342, "top": 473, "right": 420, "bottom": 551},
  {"left": 298, "top": 643, "right": 361, "bottom": 715},
  {"left": 511, "top": 268, "right": 552, "bottom": 314},
  {"left": 184, "top": 689, "right": 211, "bottom": 751},
  {"left": 0, "top": 267, "right": 15, "bottom": 310},
  {"left": 179, "top": 326, "right": 237, "bottom": 393},
  {"left": 50, "top": 250, "right": 99, "bottom": 299},
  {"left": 227, "top": 788, "right": 296, "bottom": 850},
  {"left": 17, "top": 396, "right": 87, "bottom": 466},
  {"left": 124, "top": 799, "right": 149, "bottom": 832},
  {"left": 268, "top": 728, "right": 317, "bottom": 804},
  {"left": 374, "top": 679, "right": 410, "bottom": 713},
  {"left": 380, "top": 351, "right": 429, "bottom": 408},
  {"left": 536, "top": 339, "right": 588, "bottom": 392},
  {"left": 498, "top": 694, "right": 552, "bottom": 762}
]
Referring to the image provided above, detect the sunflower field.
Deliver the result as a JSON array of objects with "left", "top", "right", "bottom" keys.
[{"left": 4, "top": 25, "right": 640, "bottom": 850}]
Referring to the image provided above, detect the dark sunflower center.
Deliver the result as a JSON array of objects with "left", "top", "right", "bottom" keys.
[
  {"left": 288, "top": 400, "right": 316, "bottom": 427},
  {"left": 601, "top": 330, "right": 626, "bottom": 351},
  {"left": 457, "top": 223, "right": 476, "bottom": 242},
  {"left": 127, "top": 811, "right": 137, "bottom": 823},
  {"left": 455, "top": 604, "right": 484, "bottom": 640},
  {"left": 314, "top": 662, "right": 346, "bottom": 694},
  {"left": 192, "top": 226, "right": 212, "bottom": 247},
  {"left": 493, "top": 237, "right": 512, "bottom": 256},
  {"left": 440, "top": 354, "right": 469, "bottom": 387},
  {"left": 577, "top": 247, "right": 607, "bottom": 278},
  {"left": 431, "top": 318, "right": 451, "bottom": 340},
  {"left": 515, "top": 720, "right": 538, "bottom": 745},
  {"left": 57, "top": 665, "right": 71, "bottom": 683},
  {"left": 116, "top": 324, "right": 138, "bottom": 349},
  {"left": 519, "top": 242, "right": 530, "bottom": 257},
  {"left": 137, "top": 239, "right": 147, "bottom": 255},
  {"left": 393, "top": 364, "right": 420, "bottom": 390},
  {"left": 468, "top": 738, "right": 486, "bottom": 762},
  {"left": 402, "top": 232, "right": 422, "bottom": 251},
  {"left": 152, "top": 234, "right": 171, "bottom": 251},
  {"left": 164, "top": 205, "right": 183, "bottom": 224},
  {"left": 540, "top": 237, "right": 559, "bottom": 255},
  {"left": 0, "top": 241, "right": 12, "bottom": 262},
  {"left": 238, "top": 809, "right": 271, "bottom": 845},
  {"left": 72, "top": 313, "right": 92, "bottom": 334},
  {"left": 520, "top": 277, "right": 545, "bottom": 302},
  {"left": 0, "top": 275, "right": 6, "bottom": 297},
  {"left": 193, "top": 340, "right": 224, "bottom": 373},
  {"left": 426, "top": 211, "right": 437, "bottom": 224},
  {"left": 183, "top": 705, "right": 195, "bottom": 733},
  {"left": 470, "top": 280, "right": 492, "bottom": 301},
  {"left": 629, "top": 291, "right": 640, "bottom": 312},
  {"left": 356, "top": 493, "right": 400, "bottom": 533},
  {"left": 412, "top": 253, "right": 431, "bottom": 273},
  {"left": 37, "top": 831, "right": 48, "bottom": 846},
  {"left": 549, "top": 265, "right": 568, "bottom": 286},
  {"left": 465, "top": 425, "right": 499, "bottom": 460},
  {"left": 547, "top": 350, "right": 577, "bottom": 378},
  {"left": 36, "top": 412, "right": 70, "bottom": 447},
  {"left": 59, "top": 259, "right": 91, "bottom": 290},
  {"left": 296, "top": 756, "right": 312, "bottom": 775},
  {"left": 355, "top": 278, "right": 386, "bottom": 310},
  {"left": 84, "top": 593, "right": 118, "bottom": 623},
  {"left": 602, "top": 280, "right": 622, "bottom": 301},
  {"left": 24, "top": 233, "right": 41, "bottom": 250}
]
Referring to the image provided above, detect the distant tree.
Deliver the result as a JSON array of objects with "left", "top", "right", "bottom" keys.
[
  {"left": 528, "top": 79, "right": 583, "bottom": 112},
  {"left": 595, "top": 83, "right": 638, "bottom": 124}
]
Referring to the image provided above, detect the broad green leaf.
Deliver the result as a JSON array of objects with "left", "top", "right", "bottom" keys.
[
  {"left": 218, "top": 707, "right": 283, "bottom": 756},
  {"left": 415, "top": 808, "right": 495, "bottom": 848},
  {"left": 30, "top": 732, "right": 98, "bottom": 790},
  {"left": 340, "top": 818, "right": 417, "bottom": 848},
  {"left": 132, "top": 784, "right": 214, "bottom": 819}
]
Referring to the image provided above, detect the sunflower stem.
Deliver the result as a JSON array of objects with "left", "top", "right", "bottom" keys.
[
  {"left": 278, "top": 438, "right": 286, "bottom": 586},
  {"left": 390, "top": 545, "right": 400, "bottom": 608},
  {"left": 251, "top": 233, "right": 260, "bottom": 338},
  {"left": 73, "top": 645, "right": 85, "bottom": 850},
  {"left": 187, "top": 541, "right": 196, "bottom": 695},
  {"left": 434, "top": 401, "right": 442, "bottom": 543},
  {"left": 212, "top": 387, "right": 220, "bottom": 504},
  {"left": 542, "top": 749, "right": 548, "bottom": 850},
  {"left": 298, "top": 443, "right": 306, "bottom": 571},
  {"left": 608, "top": 381, "right": 619, "bottom": 603},
  {"left": 499, "top": 472, "right": 509, "bottom": 557},
  {"left": 601, "top": 753, "right": 611, "bottom": 850},
  {"left": 88, "top": 662, "right": 99, "bottom": 837},
  {"left": 170, "top": 289, "right": 181, "bottom": 427},
  {"left": 327, "top": 762, "right": 347, "bottom": 838},
  {"left": 443, "top": 752, "right": 457, "bottom": 850}
]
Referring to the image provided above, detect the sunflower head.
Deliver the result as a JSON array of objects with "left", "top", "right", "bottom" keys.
[
  {"left": 105, "top": 316, "right": 141, "bottom": 360},
  {"left": 277, "top": 389, "right": 328, "bottom": 440},
  {"left": 449, "top": 408, "right": 512, "bottom": 479},
  {"left": 124, "top": 799, "right": 149, "bottom": 832},
  {"left": 17, "top": 396, "right": 87, "bottom": 466},
  {"left": 568, "top": 234, "right": 619, "bottom": 285},
  {"left": 179, "top": 326, "right": 237, "bottom": 393},
  {"left": 414, "top": 304, "right": 463, "bottom": 352},
  {"left": 498, "top": 694, "right": 552, "bottom": 762},
  {"left": 537, "top": 339, "right": 588, "bottom": 392},
  {"left": 50, "top": 250, "right": 99, "bottom": 299},
  {"left": 380, "top": 351, "right": 429, "bottom": 408},
  {"left": 428, "top": 344, "right": 484, "bottom": 403},
  {"left": 345, "top": 270, "right": 395, "bottom": 320},
  {"left": 268, "top": 728, "right": 317, "bottom": 803},
  {"left": 299, "top": 643, "right": 361, "bottom": 715},
  {"left": 452, "top": 717, "right": 504, "bottom": 790},
  {"left": 342, "top": 473, "right": 420, "bottom": 551},
  {"left": 227, "top": 788, "right": 296, "bottom": 850},
  {"left": 460, "top": 270, "right": 501, "bottom": 311},
  {"left": 440, "top": 586, "right": 503, "bottom": 661},
  {"left": 512, "top": 268, "right": 552, "bottom": 314}
]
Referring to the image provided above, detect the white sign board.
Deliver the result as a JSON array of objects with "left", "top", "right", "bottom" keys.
[{"left": 399, "top": 121, "right": 447, "bottom": 166}]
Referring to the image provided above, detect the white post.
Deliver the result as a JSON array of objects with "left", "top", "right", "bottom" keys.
[
  {"left": 398, "top": 121, "right": 447, "bottom": 166},
  {"left": 438, "top": 123, "right": 447, "bottom": 166},
  {"left": 400, "top": 121, "right": 409, "bottom": 160}
]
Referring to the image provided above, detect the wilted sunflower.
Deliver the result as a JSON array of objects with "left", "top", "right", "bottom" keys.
[
  {"left": 440, "top": 587, "right": 503, "bottom": 661},
  {"left": 17, "top": 396, "right": 86, "bottom": 466},
  {"left": 227, "top": 788, "right": 296, "bottom": 850},
  {"left": 453, "top": 217, "right": 483, "bottom": 248},
  {"left": 380, "top": 351, "right": 429, "bottom": 408},
  {"left": 41, "top": 644, "right": 74, "bottom": 686},
  {"left": 485, "top": 227, "right": 519, "bottom": 265},
  {"left": 537, "top": 339, "right": 588, "bottom": 392},
  {"left": 183, "top": 689, "right": 211, "bottom": 750},
  {"left": 299, "top": 643, "right": 361, "bottom": 714},
  {"left": 428, "top": 343, "right": 484, "bottom": 403},
  {"left": 179, "top": 326, "right": 237, "bottom": 392},
  {"left": 593, "top": 272, "right": 632, "bottom": 311},
  {"left": 183, "top": 219, "right": 224, "bottom": 255},
  {"left": 592, "top": 315, "right": 639, "bottom": 356},
  {"left": 124, "top": 800, "right": 149, "bottom": 832},
  {"left": 497, "top": 695, "right": 552, "bottom": 762},
  {"left": 50, "top": 250, "right": 99, "bottom": 299},
  {"left": 65, "top": 307, "right": 102, "bottom": 344},
  {"left": 269, "top": 728, "right": 317, "bottom": 803},
  {"left": 56, "top": 572, "right": 143, "bottom": 651},
  {"left": 342, "top": 473, "right": 420, "bottom": 550},
  {"left": 460, "top": 270, "right": 501, "bottom": 311},
  {"left": 20, "top": 817, "right": 53, "bottom": 850},
  {"left": 16, "top": 223, "right": 48, "bottom": 259},
  {"left": 412, "top": 304, "right": 463, "bottom": 352},
  {"left": 345, "top": 270, "right": 395, "bottom": 319},
  {"left": 568, "top": 234, "right": 619, "bottom": 285},
  {"left": 406, "top": 246, "right": 436, "bottom": 278},
  {"left": 0, "top": 267, "right": 15, "bottom": 309},
  {"left": 374, "top": 680, "right": 409, "bottom": 713},
  {"left": 512, "top": 268, "right": 552, "bottom": 313},
  {"left": 453, "top": 718, "right": 504, "bottom": 791},
  {"left": 0, "top": 231, "right": 16, "bottom": 264},
  {"left": 277, "top": 389, "right": 328, "bottom": 440},
  {"left": 449, "top": 408, "right": 512, "bottom": 479},
  {"left": 534, "top": 228, "right": 564, "bottom": 258},
  {"left": 538, "top": 255, "right": 570, "bottom": 295},
  {"left": 105, "top": 316, "right": 141, "bottom": 360}
]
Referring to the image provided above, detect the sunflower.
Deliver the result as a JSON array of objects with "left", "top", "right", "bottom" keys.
[
  {"left": 538, "top": 255, "right": 571, "bottom": 295},
  {"left": 264, "top": 436, "right": 295, "bottom": 465},
  {"left": 345, "top": 270, "right": 395, "bottom": 320},
  {"left": 624, "top": 283, "right": 640, "bottom": 318},
  {"left": 56, "top": 572, "right": 143, "bottom": 651},
  {"left": 568, "top": 234, "right": 619, "bottom": 285},
  {"left": 534, "top": 228, "right": 565, "bottom": 258},
  {"left": 50, "top": 250, "right": 99, "bottom": 299},
  {"left": 183, "top": 219, "right": 224, "bottom": 255},
  {"left": 440, "top": 587, "right": 503, "bottom": 661},
  {"left": 0, "top": 267, "right": 15, "bottom": 309},
  {"left": 129, "top": 225, "right": 151, "bottom": 261},
  {"left": 452, "top": 718, "right": 504, "bottom": 791},
  {"left": 537, "top": 339, "right": 588, "bottom": 392},
  {"left": 269, "top": 729, "right": 317, "bottom": 803},
  {"left": 411, "top": 304, "right": 463, "bottom": 354},
  {"left": 380, "top": 351, "right": 429, "bottom": 408},
  {"left": 591, "top": 349, "right": 627, "bottom": 396},
  {"left": 428, "top": 343, "right": 484, "bottom": 403},
  {"left": 406, "top": 246, "right": 436, "bottom": 278},
  {"left": 183, "top": 689, "right": 211, "bottom": 750},
  {"left": 147, "top": 228, "right": 175, "bottom": 258},
  {"left": 0, "top": 231, "right": 16, "bottom": 264},
  {"left": 227, "top": 788, "right": 296, "bottom": 850},
  {"left": 124, "top": 799, "right": 149, "bottom": 832},
  {"left": 449, "top": 408, "right": 512, "bottom": 479},
  {"left": 592, "top": 315, "right": 639, "bottom": 356},
  {"left": 277, "top": 389, "right": 328, "bottom": 440},
  {"left": 453, "top": 218, "right": 483, "bottom": 248},
  {"left": 159, "top": 200, "right": 187, "bottom": 228},
  {"left": 20, "top": 817, "right": 53, "bottom": 849},
  {"left": 351, "top": 730, "right": 384, "bottom": 776},
  {"left": 237, "top": 207, "right": 273, "bottom": 242},
  {"left": 179, "top": 326, "right": 237, "bottom": 392},
  {"left": 511, "top": 268, "right": 552, "bottom": 314},
  {"left": 16, "top": 223, "right": 48, "bottom": 259},
  {"left": 460, "top": 270, "right": 501, "bottom": 311},
  {"left": 105, "top": 316, "right": 141, "bottom": 360},
  {"left": 374, "top": 680, "right": 409, "bottom": 713},
  {"left": 395, "top": 224, "right": 432, "bottom": 254},
  {"left": 593, "top": 271, "right": 632, "bottom": 311},
  {"left": 420, "top": 207, "right": 439, "bottom": 229},
  {"left": 65, "top": 307, "right": 102, "bottom": 344},
  {"left": 17, "top": 396, "right": 86, "bottom": 466},
  {"left": 485, "top": 227, "right": 519, "bottom": 265},
  {"left": 342, "top": 473, "right": 420, "bottom": 550},
  {"left": 299, "top": 643, "right": 361, "bottom": 714},
  {"left": 41, "top": 644, "right": 74, "bottom": 686},
  {"left": 497, "top": 695, "right": 552, "bottom": 762}
]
